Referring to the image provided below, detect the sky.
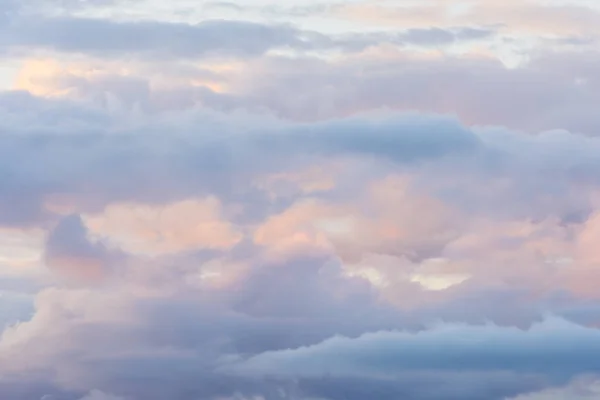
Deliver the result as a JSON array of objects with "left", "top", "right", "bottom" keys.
[{"left": 2, "top": 0, "right": 600, "bottom": 399}]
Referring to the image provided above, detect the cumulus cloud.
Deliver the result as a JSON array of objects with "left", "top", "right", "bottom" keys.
[
  {"left": 3, "top": 94, "right": 600, "bottom": 398},
  {"left": 83, "top": 197, "right": 242, "bottom": 255},
  {"left": 2, "top": 0, "right": 600, "bottom": 399},
  {"left": 0, "top": 105, "right": 480, "bottom": 228}
]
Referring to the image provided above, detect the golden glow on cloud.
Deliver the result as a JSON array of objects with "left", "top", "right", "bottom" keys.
[
  {"left": 14, "top": 59, "right": 74, "bottom": 97},
  {"left": 13, "top": 58, "right": 233, "bottom": 101}
]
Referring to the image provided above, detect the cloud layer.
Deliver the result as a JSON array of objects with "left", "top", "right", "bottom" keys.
[{"left": 2, "top": 1, "right": 600, "bottom": 399}]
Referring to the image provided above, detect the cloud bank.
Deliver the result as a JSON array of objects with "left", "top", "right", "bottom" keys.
[{"left": 2, "top": 0, "right": 600, "bottom": 399}]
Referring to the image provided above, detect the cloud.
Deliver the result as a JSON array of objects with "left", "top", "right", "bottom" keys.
[
  {"left": 0, "top": 13, "right": 495, "bottom": 60},
  {"left": 2, "top": 17, "right": 319, "bottom": 58},
  {"left": 0, "top": 253, "right": 408, "bottom": 399},
  {"left": 80, "top": 390, "right": 125, "bottom": 400},
  {"left": 44, "top": 214, "right": 117, "bottom": 283},
  {"left": 78, "top": 390, "right": 128, "bottom": 400},
  {"left": 3, "top": 1, "right": 600, "bottom": 399},
  {"left": 222, "top": 317, "right": 600, "bottom": 380},
  {"left": 333, "top": 1, "right": 600, "bottom": 37},
  {"left": 221, "top": 50, "right": 600, "bottom": 134},
  {"left": 400, "top": 27, "right": 494, "bottom": 46},
  {"left": 0, "top": 100, "right": 480, "bottom": 227},
  {"left": 14, "top": 47, "right": 600, "bottom": 136},
  {"left": 508, "top": 376, "right": 600, "bottom": 399},
  {"left": 83, "top": 197, "right": 243, "bottom": 256}
]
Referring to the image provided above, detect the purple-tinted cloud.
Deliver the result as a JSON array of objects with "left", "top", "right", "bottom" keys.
[{"left": 1, "top": 1, "right": 600, "bottom": 399}]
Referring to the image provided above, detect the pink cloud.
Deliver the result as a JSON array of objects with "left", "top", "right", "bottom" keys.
[{"left": 84, "top": 197, "right": 243, "bottom": 256}]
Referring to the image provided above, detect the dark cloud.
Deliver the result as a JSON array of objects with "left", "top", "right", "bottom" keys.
[
  {"left": 222, "top": 317, "right": 600, "bottom": 383},
  {"left": 0, "top": 251, "right": 576, "bottom": 400},
  {"left": 0, "top": 254, "right": 412, "bottom": 400},
  {"left": 44, "top": 214, "right": 118, "bottom": 282},
  {"left": 0, "top": 98, "right": 479, "bottom": 226},
  {"left": 296, "top": 372, "right": 546, "bottom": 400},
  {"left": 1, "top": 87, "right": 599, "bottom": 230}
]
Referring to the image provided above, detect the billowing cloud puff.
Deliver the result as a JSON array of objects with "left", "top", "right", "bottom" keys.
[
  {"left": 83, "top": 197, "right": 242, "bottom": 255},
  {"left": 3, "top": 93, "right": 600, "bottom": 399}
]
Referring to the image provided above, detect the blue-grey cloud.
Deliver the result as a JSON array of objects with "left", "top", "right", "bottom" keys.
[
  {"left": 221, "top": 317, "right": 600, "bottom": 381},
  {"left": 44, "top": 214, "right": 118, "bottom": 282},
  {"left": 0, "top": 1, "right": 600, "bottom": 400},
  {"left": 0, "top": 9, "right": 496, "bottom": 58},
  {"left": 0, "top": 97, "right": 479, "bottom": 226},
  {"left": 2, "top": 17, "right": 315, "bottom": 58}
]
